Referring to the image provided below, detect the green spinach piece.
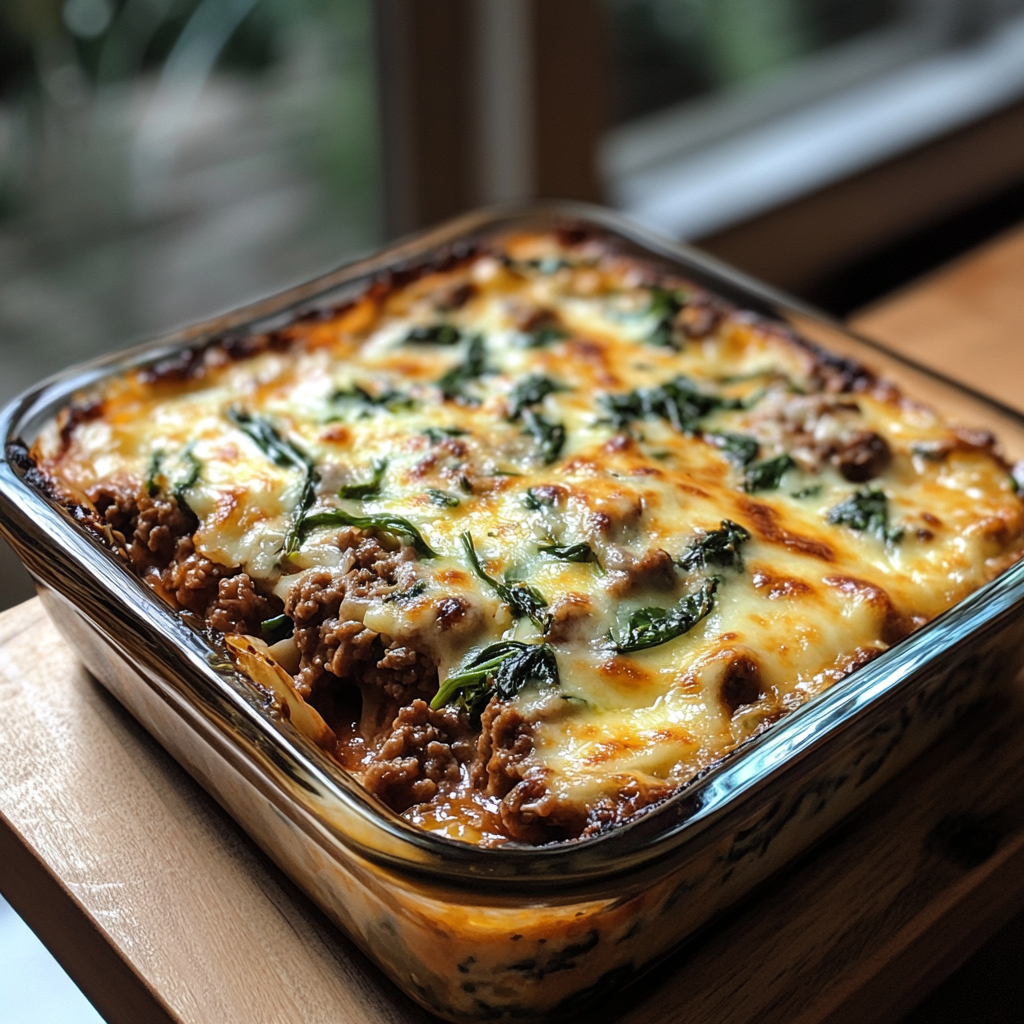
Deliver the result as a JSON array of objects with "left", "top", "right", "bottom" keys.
[
  {"left": 461, "top": 532, "right": 548, "bottom": 627},
  {"left": 610, "top": 578, "right": 717, "bottom": 654},
  {"left": 790, "top": 484, "right": 822, "bottom": 499},
  {"left": 173, "top": 448, "right": 203, "bottom": 511},
  {"left": 260, "top": 614, "right": 294, "bottom": 645},
  {"left": 437, "top": 335, "right": 488, "bottom": 400},
  {"left": 678, "top": 520, "right": 751, "bottom": 572},
  {"left": 523, "top": 487, "right": 555, "bottom": 510},
  {"left": 228, "top": 408, "right": 315, "bottom": 477},
  {"left": 645, "top": 286, "right": 687, "bottom": 348},
  {"left": 300, "top": 509, "right": 438, "bottom": 557},
  {"left": 382, "top": 579, "right": 429, "bottom": 604},
  {"left": 228, "top": 408, "right": 320, "bottom": 552},
  {"left": 404, "top": 324, "right": 462, "bottom": 345},
  {"left": 147, "top": 447, "right": 202, "bottom": 512},
  {"left": 330, "top": 384, "right": 413, "bottom": 412},
  {"left": 826, "top": 489, "right": 903, "bottom": 543},
  {"left": 522, "top": 409, "right": 566, "bottom": 464},
  {"left": 339, "top": 459, "right": 387, "bottom": 500},
  {"left": 600, "top": 377, "right": 742, "bottom": 434},
  {"left": 708, "top": 432, "right": 760, "bottom": 466},
  {"left": 743, "top": 454, "right": 796, "bottom": 492},
  {"left": 431, "top": 641, "right": 560, "bottom": 718},
  {"left": 145, "top": 451, "right": 163, "bottom": 498},
  {"left": 538, "top": 542, "right": 598, "bottom": 563},
  {"left": 422, "top": 426, "right": 468, "bottom": 442},
  {"left": 508, "top": 374, "right": 565, "bottom": 420},
  {"left": 520, "top": 325, "right": 568, "bottom": 348},
  {"left": 427, "top": 489, "right": 460, "bottom": 508}
]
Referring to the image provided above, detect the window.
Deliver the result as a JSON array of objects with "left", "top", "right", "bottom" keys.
[{"left": 601, "top": 0, "right": 1024, "bottom": 238}]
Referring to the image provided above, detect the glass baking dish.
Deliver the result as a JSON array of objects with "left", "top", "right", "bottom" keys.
[{"left": 3, "top": 203, "right": 1024, "bottom": 1022}]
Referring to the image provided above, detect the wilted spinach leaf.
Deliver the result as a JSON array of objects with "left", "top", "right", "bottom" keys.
[
  {"left": 462, "top": 532, "right": 548, "bottom": 627},
  {"left": 743, "top": 453, "right": 796, "bottom": 492},
  {"left": 339, "top": 459, "right": 387, "bottom": 499},
  {"left": 827, "top": 489, "right": 903, "bottom": 543},
  {"left": 609, "top": 578, "right": 717, "bottom": 653},
  {"left": 520, "top": 325, "right": 568, "bottom": 348},
  {"left": 427, "top": 489, "right": 460, "bottom": 507},
  {"left": 422, "top": 426, "right": 468, "bottom": 442},
  {"left": 538, "top": 542, "right": 598, "bottom": 563},
  {"left": 299, "top": 509, "right": 438, "bottom": 557},
  {"left": 329, "top": 384, "right": 413, "bottom": 413},
  {"left": 600, "top": 377, "right": 742, "bottom": 434},
  {"left": 228, "top": 408, "right": 319, "bottom": 553},
  {"left": 382, "top": 579, "right": 429, "bottom": 603},
  {"left": 404, "top": 324, "right": 462, "bottom": 345},
  {"left": 522, "top": 409, "right": 566, "bottom": 464},
  {"left": 678, "top": 520, "right": 751, "bottom": 572},
  {"left": 261, "top": 614, "right": 294, "bottom": 645},
  {"left": 431, "top": 641, "right": 560, "bottom": 718},
  {"left": 437, "top": 335, "right": 488, "bottom": 400},
  {"left": 507, "top": 374, "right": 565, "bottom": 420},
  {"left": 645, "top": 286, "right": 687, "bottom": 348},
  {"left": 708, "top": 432, "right": 759, "bottom": 466}
]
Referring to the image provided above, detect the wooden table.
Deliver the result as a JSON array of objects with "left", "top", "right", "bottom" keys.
[{"left": 3, "top": 224, "right": 1024, "bottom": 1024}]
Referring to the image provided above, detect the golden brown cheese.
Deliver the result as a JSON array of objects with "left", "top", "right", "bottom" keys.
[{"left": 35, "top": 229, "right": 1024, "bottom": 846}]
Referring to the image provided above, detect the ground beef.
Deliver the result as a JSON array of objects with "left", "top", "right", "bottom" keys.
[
  {"left": 364, "top": 645, "right": 437, "bottom": 700},
  {"left": 129, "top": 494, "right": 196, "bottom": 570},
  {"left": 286, "top": 531, "right": 427, "bottom": 697},
  {"left": 579, "top": 777, "right": 675, "bottom": 840},
  {"left": 746, "top": 394, "right": 892, "bottom": 481},
  {"left": 545, "top": 593, "right": 593, "bottom": 643},
  {"left": 832, "top": 431, "right": 892, "bottom": 482},
  {"left": 473, "top": 698, "right": 535, "bottom": 796},
  {"left": 472, "top": 697, "right": 585, "bottom": 844},
  {"left": 88, "top": 483, "right": 197, "bottom": 572},
  {"left": 605, "top": 546, "right": 678, "bottom": 597},
  {"left": 86, "top": 483, "right": 274, "bottom": 635},
  {"left": 205, "top": 574, "right": 274, "bottom": 635},
  {"left": 157, "top": 547, "right": 234, "bottom": 614},
  {"left": 362, "top": 700, "right": 475, "bottom": 812},
  {"left": 89, "top": 483, "right": 143, "bottom": 541},
  {"left": 499, "top": 775, "right": 587, "bottom": 844}
]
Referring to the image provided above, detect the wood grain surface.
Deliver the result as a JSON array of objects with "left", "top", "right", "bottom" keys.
[
  {"left": 2, "top": 221, "right": 1024, "bottom": 1024},
  {"left": 851, "top": 223, "right": 1024, "bottom": 409}
]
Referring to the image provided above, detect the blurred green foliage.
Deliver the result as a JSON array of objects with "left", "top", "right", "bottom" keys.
[
  {"left": 0, "top": 0, "right": 380, "bottom": 235},
  {"left": 0, "top": 0, "right": 380, "bottom": 392}
]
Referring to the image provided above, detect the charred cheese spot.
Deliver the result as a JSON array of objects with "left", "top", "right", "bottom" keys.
[
  {"left": 822, "top": 575, "right": 910, "bottom": 646},
  {"left": 739, "top": 499, "right": 835, "bottom": 562},
  {"left": 718, "top": 653, "right": 765, "bottom": 717},
  {"left": 750, "top": 568, "right": 815, "bottom": 600}
]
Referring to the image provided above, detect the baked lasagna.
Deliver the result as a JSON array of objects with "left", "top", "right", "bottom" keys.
[{"left": 32, "top": 228, "right": 1024, "bottom": 846}]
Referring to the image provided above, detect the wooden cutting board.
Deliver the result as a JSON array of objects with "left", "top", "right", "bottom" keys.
[{"left": 2, "top": 222, "right": 1024, "bottom": 1024}]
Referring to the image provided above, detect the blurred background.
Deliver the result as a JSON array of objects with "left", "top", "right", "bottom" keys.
[{"left": 2, "top": 4, "right": 1024, "bottom": 1018}]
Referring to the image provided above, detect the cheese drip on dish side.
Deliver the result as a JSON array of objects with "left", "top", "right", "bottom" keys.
[{"left": 36, "top": 230, "right": 1024, "bottom": 846}]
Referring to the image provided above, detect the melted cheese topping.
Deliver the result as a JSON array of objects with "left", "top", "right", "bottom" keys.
[{"left": 38, "top": 230, "right": 1024, "bottom": 845}]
